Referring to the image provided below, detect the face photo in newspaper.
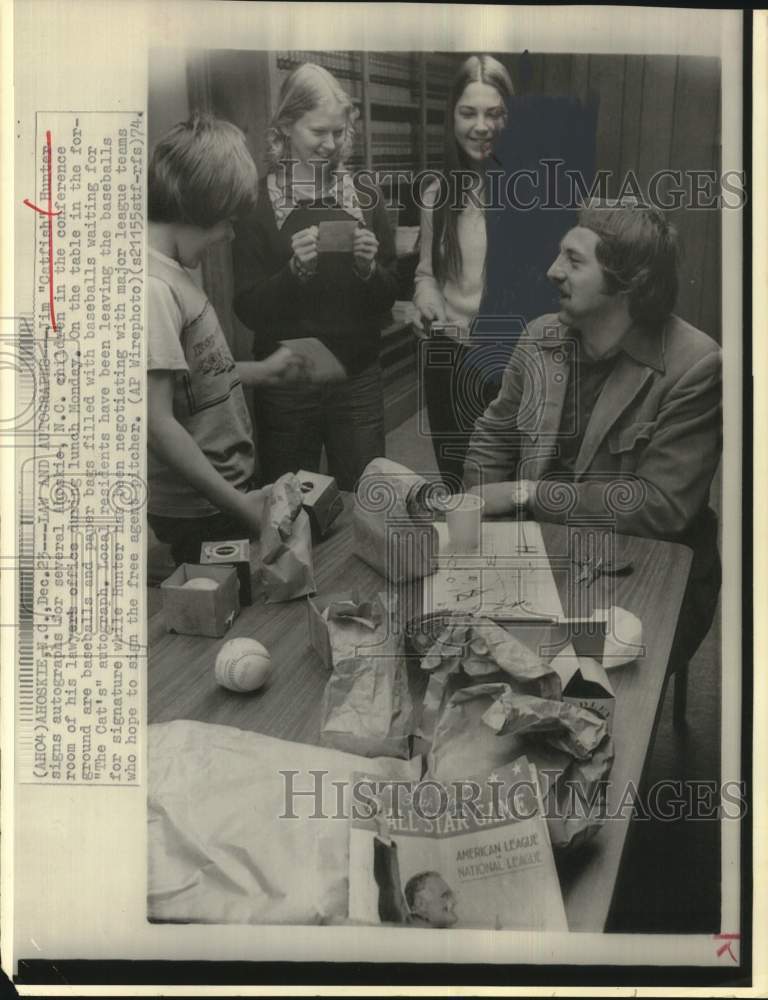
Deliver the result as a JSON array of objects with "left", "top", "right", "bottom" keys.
[{"left": 4, "top": 2, "right": 752, "bottom": 992}]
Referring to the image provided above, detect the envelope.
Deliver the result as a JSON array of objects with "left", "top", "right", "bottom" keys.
[{"left": 318, "top": 219, "right": 357, "bottom": 252}]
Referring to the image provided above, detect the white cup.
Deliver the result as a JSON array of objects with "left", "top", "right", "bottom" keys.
[{"left": 445, "top": 493, "right": 485, "bottom": 552}]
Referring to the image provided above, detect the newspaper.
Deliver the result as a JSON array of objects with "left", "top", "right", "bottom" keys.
[
  {"left": 1, "top": 0, "right": 755, "bottom": 994},
  {"left": 348, "top": 758, "right": 568, "bottom": 931}
]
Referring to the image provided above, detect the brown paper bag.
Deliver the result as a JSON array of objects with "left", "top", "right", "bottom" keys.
[
  {"left": 260, "top": 473, "right": 316, "bottom": 603},
  {"left": 352, "top": 458, "right": 439, "bottom": 583},
  {"left": 417, "top": 618, "right": 561, "bottom": 741},
  {"left": 319, "top": 594, "right": 413, "bottom": 758},
  {"left": 427, "top": 682, "right": 614, "bottom": 850}
]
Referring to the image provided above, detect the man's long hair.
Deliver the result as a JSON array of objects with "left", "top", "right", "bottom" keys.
[
  {"left": 431, "top": 55, "right": 514, "bottom": 286},
  {"left": 578, "top": 200, "right": 679, "bottom": 326}
]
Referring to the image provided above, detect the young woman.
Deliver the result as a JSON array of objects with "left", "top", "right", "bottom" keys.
[
  {"left": 413, "top": 55, "right": 514, "bottom": 489},
  {"left": 232, "top": 63, "right": 398, "bottom": 491}
]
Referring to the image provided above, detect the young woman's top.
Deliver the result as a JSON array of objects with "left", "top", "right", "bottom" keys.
[
  {"left": 413, "top": 179, "right": 487, "bottom": 342},
  {"left": 233, "top": 172, "right": 398, "bottom": 376}
]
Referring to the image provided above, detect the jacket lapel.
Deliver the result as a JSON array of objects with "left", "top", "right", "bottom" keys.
[
  {"left": 574, "top": 353, "right": 654, "bottom": 475},
  {"left": 517, "top": 340, "right": 569, "bottom": 480}
]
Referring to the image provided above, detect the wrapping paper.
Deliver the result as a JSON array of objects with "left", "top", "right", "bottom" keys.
[
  {"left": 417, "top": 617, "right": 561, "bottom": 740},
  {"left": 427, "top": 682, "right": 613, "bottom": 851},
  {"left": 352, "top": 458, "right": 438, "bottom": 583},
  {"left": 319, "top": 594, "right": 414, "bottom": 759},
  {"left": 260, "top": 473, "right": 316, "bottom": 603},
  {"left": 148, "top": 720, "right": 422, "bottom": 925}
]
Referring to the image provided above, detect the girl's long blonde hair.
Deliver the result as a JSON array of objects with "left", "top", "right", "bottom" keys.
[{"left": 266, "top": 62, "right": 358, "bottom": 171}]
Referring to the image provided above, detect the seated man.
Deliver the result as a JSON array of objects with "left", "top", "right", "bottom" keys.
[{"left": 464, "top": 201, "right": 722, "bottom": 665}]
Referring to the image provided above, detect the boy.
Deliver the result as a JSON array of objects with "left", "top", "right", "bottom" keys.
[{"left": 147, "top": 114, "right": 305, "bottom": 565}]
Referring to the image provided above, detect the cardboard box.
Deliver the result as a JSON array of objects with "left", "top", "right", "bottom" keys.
[
  {"left": 554, "top": 655, "right": 616, "bottom": 731},
  {"left": 200, "top": 538, "right": 253, "bottom": 606},
  {"left": 161, "top": 563, "right": 240, "bottom": 638},
  {"left": 296, "top": 470, "right": 344, "bottom": 538}
]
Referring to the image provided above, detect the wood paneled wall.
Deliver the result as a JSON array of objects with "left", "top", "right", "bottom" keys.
[{"left": 519, "top": 53, "right": 722, "bottom": 341}]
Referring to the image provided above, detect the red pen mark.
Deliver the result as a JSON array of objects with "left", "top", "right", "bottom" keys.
[
  {"left": 713, "top": 932, "right": 741, "bottom": 962},
  {"left": 23, "top": 129, "right": 61, "bottom": 332}
]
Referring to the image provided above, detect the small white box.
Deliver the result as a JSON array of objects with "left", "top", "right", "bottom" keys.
[
  {"left": 296, "top": 469, "right": 343, "bottom": 538},
  {"left": 160, "top": 563, "right": 240, "bottom": 638}
]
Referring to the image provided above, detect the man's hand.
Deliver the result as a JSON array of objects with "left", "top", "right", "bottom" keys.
[
  {"left": 352, "top": 226, "right": 378, "bottom": 278},
  {"left": 373, "top": 800, "right": 392, "bottom": 843},
  {"left": 468, "top": 481, "right": 534, "bottom": 517}
]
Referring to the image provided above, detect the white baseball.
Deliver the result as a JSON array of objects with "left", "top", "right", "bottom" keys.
[
  {"left": 183, "top": 577, "right": 219, "bottom": 590},
  {"left": 215, "top": 638, "right": 272, "bottom": 692}
]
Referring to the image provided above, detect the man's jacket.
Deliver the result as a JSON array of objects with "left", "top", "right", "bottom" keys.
[{"left": 464, "top": 312, "right": 722, "bottom": 661}]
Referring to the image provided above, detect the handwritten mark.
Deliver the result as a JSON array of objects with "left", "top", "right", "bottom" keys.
[
  {"left": 455, "top": 587, "right": 483, "bottom": 602},
  {"left": 713, "top": 932, "right": 741, "bottom": 962},
  {"left": 23, "top": 129, "right": 61, "bottom": 332}
]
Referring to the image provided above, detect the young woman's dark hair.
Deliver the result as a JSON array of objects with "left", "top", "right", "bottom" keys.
[
  {"left": 578, "top": 200, "right": 679, "bottom": 326},
  {"left": 431, "top": 55, "right": 514, "bottom": 285}
]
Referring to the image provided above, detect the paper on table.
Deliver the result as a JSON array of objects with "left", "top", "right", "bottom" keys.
[
  {"left": 423, "top": 521, "right": 564, "bottom": 622},
  {"left": 280, "top": 337, "right": 347, "bottom": 382},
  {"left": 148, "top": 720, "right": 422, "bottom": 925}
]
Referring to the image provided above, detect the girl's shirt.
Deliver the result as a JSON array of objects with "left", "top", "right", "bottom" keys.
[
  {"left": 413, "top": 180, "right": 487, "bottom": 343},
  {"left": 232, "top": 172, "right": 398, "bottom": 376}
]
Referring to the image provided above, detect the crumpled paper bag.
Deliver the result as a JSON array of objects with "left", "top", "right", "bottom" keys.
[
  {"left": 427, "top": 682, "right": 614, "bottom": 850},
  {"left": 352, "top": 457, "right": 438, "bottom": 583},
  {"left": 148, "top": 720, "right": 421, "bottom": 925},
  {"left": 535, "top": 737, "right": 616, "bottom": 851},
  {"left": 260, "top": 473, "right": 316, "bottom": 603},
  {"left": 308, "top": 590, "right": 384, "bottom": 671},
  {"left": 417, "top": 617, "right": 561, "bottom": 740},
  {"left": 319, "top": 594, "right": 414, "bottom": 758}
]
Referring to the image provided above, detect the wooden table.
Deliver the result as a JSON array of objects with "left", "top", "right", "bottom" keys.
[{"left": 148, "top": 497, "right": 692, "bottom": 932}]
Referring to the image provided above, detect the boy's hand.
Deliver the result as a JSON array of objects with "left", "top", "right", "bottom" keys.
[
  {"left": 260, "top": 346, "right": 310, "bottom": 385},
  {"left": 291, "top": 226, "right": 319, "bottom": 274},
  {"left": 352, "top": 227, "right": 378, "bottom": 278},
  {"left": 240, "top": 485, "right": 272, "bottom": 538}
]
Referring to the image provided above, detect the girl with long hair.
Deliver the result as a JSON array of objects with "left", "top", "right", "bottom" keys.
[
  {"left": 413, "top": 54, "right": 514, "bottom": 488},
  {"left": 233, "top": 63, "right": 398, "bottom": 490}
]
